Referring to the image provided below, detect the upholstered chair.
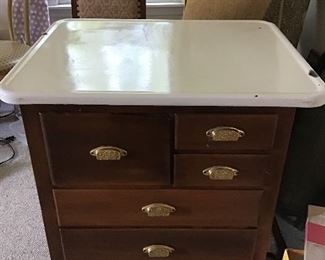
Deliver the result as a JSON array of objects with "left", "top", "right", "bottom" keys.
[
  {"left": 0, "top": 0, "right": 30, "bottom": 77},
  {"left": 265, "top": 0, "right": 310, "bottom": 46},
  {"left": 183, "top": 0, "right": 271, "bottom": 20},
  {"left": 71, "top": 0, "right": 146, "bottom": 19},
  {"left": 183, "top": 0, "right": 311, "bottom": 47}
]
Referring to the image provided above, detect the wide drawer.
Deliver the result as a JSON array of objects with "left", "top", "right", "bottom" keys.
[
  {"left": 40, "top": 113, "right": 171, "bottom": 187},
  {"left": 61, "top": 228, "right": 257, "bottom": 260},
  {"left": 174, "top": 154, "right": 268, "bottom": 188},
  {"left": 54, "top": 189, "right": 263, "bottom": 228},
  {"left": 175, "top": 113, "right": 278, "bottom": 152}
]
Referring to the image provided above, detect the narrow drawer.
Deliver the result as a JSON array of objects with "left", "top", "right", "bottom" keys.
[
  {"left": 61, "top": 228, "right": 257, "bottom": 260},
  {"left": 40, "top": 113, "right": 171, "bottom": 187},
  {"left": 54, "top": 189, "right": 263, "bottom": 228},
  {"left": 175, "top": 113, "right": 278, "bottom": 152},
  {"left": 174, "top": 154, "right": 268, "bottom": 188}
]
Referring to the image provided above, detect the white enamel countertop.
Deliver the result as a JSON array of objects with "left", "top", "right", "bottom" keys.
[{"left": 1, "top": 19, "right": 324, "bottom": 107}]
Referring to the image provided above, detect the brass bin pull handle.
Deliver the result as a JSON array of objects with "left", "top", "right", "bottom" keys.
[
  {"left": 143, "top": 245, "right": 175, "bottom": 258},
  {"left": 90, "top": 146, "right": 127, "bottom": 160},
  {"left": 206, "top": 127, "right": 245, "bottom": 142},
  {"left": 141, "top": 203, "right": 176, "bottom": 217},
  {"left": 203, "top": 166, "right": 239, "bottom": 180}
]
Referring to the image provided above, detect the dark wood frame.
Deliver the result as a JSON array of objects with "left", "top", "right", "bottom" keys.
[
  {"left": 21, "top": 105, "right": 295, "bottom": 260},
  {"left": 71, "top": 0, "right": 146, "bottom": 19}
]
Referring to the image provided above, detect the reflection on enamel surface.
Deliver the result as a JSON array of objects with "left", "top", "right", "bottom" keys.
[
  {"left": 66, "top": 21, "right": 171, "bottom": 93},
  {"left": 1, "top": 20, "right": 324, "bottom": 107}
]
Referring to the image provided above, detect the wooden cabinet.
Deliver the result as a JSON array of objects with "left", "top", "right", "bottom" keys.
[
  {"left": 22, "top": 106, "right": 295, "bottom": 260},
  {"left": 4, "top": 17, "right": 322, "bottom": 260}
]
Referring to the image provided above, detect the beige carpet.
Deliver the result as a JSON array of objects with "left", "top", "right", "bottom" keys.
[{"left": 0, "top": 103, "right": 50, "bottom": 260}]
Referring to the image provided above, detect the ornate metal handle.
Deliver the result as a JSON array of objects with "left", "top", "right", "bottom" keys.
[
  {"left": 89, "top": 146, "right": 127, "bottom": 160},
  {"left": 141, "top": 203, "right": 176, "bottom": 217},
  {"left": 202, "top": 166, "right": 239, "bottom": 180},
  {"left": 143, "top": 245, "right": 175, "bottom": 258},
  {"left": 206, "top": 127, "right": 245, "bottom": 142}
]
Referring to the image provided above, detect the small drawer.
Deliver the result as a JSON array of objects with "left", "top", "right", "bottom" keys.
[
  {"left": 54, "top": 189, "right": 262, "bottom": 228},
  {"left": 40, "top": 113, "right": 171, "bottom": 187},
  {"left": 61, "top": 228, "right": 257, "bottom": 260},
  {"left": 175, "top": 113, "right": 278, "bottom": 152},
  {"left": 174, "top": 154, "right": 268, "bottom": 188}
]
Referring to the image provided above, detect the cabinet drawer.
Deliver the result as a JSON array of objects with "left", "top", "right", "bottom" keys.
[
  {"left": 40, "top": 113, "right": 171, "bottom": 187},
  {"left": 54, "top": 189, "right": 262, "bottom": 228},
  {"left": 61, "top": 228, "right": 257, "bottom": 260},
  {"left": 174, "top": 154, "right": 268, "bottom": 188},
  {"left": 175, "top": 114, "right": 278, "bottom": 152}
]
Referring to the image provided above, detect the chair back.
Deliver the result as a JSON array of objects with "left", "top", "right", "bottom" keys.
[
  {"left": 183, "top": 0, "right": 310, "bottom": 47},
  {"left": 72, "top": 0, "right": 146, "bottom": 19},
  {"left": 7, "top": 0, "right": 30, "bottom": 45},
  {"left": 264, "top": 0, "right": 310, "bottom": 47},
  {"left": 183, "top": 0, "right": 271, "bottom": 20}
]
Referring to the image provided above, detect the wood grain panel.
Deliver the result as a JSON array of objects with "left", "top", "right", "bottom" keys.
[
  {"left": 174, "top": 154, "right": 268, "bottom": 188},
  {"left": 21, "top": 106, "right": 64, "bottom": 260},
  {"left": 252, "top": 108, "right": 296, "bottom": 260},
  {"left": 61, "top": 228, "right": 257, "bottom": 260},
  {"left": 54, "top": 189, "right": 263, "bottom": 228},
  {"left": 175, "top": 113, "right": 278, "bottom": 152},
  {"left": 40, "top": 113, "right": 171, "bottom": 187}
]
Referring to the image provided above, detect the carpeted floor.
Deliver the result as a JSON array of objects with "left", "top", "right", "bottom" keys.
[{"left": 0, "top": 103, "right": 50, "bottom": 260}]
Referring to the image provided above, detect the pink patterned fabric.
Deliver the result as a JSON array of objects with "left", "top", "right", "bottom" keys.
[
  {"left": 306, "top": 222, "right": 325, "bottom": 246},
  {"left": 12, "top": 0, "right": 50, "bottom": 45}
]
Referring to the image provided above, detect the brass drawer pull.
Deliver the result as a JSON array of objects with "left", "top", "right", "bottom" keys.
[
  {"left": 206, "top": 127, "right": 245, "bottom": 141},
  {"left": 89, "top": 146, "right": 127, "bottom": 160},
  {"left": 203, "top": 166, "right": 239, "bottom": 180},
  {"left": 143, "top": 245, "right": 175, "bottom": 257},
  {"left": 141, "top": 203, "right": 176, "bottom": 217}
]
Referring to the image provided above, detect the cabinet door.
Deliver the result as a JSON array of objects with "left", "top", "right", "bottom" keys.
[{"left": 40, "top": 113, "right": 171, "bottom": 187}]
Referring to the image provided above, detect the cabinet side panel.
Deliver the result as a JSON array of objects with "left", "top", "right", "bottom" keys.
[
  {"left": 254, "top": 108, "right": 296, "bottom": 260},
  {"left": 21, "top": 105, "right": 64, "bottom": 260}
]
